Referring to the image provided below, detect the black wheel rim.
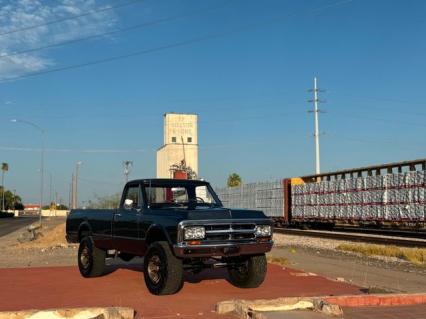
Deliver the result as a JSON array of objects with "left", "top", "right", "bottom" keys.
[{"left": 235, "top": 260, "right": 249, "bottom": 277}]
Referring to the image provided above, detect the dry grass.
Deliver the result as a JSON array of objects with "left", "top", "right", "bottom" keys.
[
  {"left": 336, "top": 243, "right": 426, "bottom": 266},
  {"left": 16, "top": 223, "right": 68, "bottom": 249},
  {"left": 267, "top": 256, "right": 289, "bottom": 266}
]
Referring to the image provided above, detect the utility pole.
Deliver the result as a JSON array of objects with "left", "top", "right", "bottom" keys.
[
  {"left": 49, "top": 173, "right": 53, "bottom": 206},
  {"left": 1, "top": 163, "right": 8, "bottom": 211},
  {"left": 123, "top": 161, "right": 133, "bottom": 183},
  {"left": 74, "top": 161, "right": 82, "bottom": 208},
  {"left": 69, "top": 179, "right": 73, "bottom": 210},
  {"left": 71, "top": 174, "right": 76, "bottom": 209},
  {"left": 308, "top": 77, "right": 325, "bottom": 175},
  {"left": 13, "top": 189, "right": 16, "bottom": 211}
]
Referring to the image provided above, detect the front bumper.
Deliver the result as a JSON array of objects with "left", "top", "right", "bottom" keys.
[{"left": 173, "top": 241, "right": 273, "bottom": 258}]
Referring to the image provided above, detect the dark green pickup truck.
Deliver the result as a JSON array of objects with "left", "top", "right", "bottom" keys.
[{"left": 66, "top": 178, "right": 273, "bottom": 295}]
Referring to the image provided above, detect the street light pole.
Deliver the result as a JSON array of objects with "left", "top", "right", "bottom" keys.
[{"left": 11, "top": 119, "right": 45, "bottom": 226}]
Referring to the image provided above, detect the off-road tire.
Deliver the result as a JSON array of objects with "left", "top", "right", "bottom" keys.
[
  {"left": 78, "top": 236, "right": 106, "bottom": 277},
  {"left": 227, "top": 254, "right": 267, "bottom": 288},
  {"left": 143, "top": 241, "right": 184, "bottom": 295}
]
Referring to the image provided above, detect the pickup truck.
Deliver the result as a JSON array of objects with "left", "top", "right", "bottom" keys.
[{"left": 66, "top": 179, "right": 273, "bottom": 295}]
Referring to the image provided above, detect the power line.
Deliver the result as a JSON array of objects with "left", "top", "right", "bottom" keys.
[
  {"left": 332, "top": 112, "right": 426, "bottom": 128},
  {"left": 0, "top": 0, "right": 144, "bottom": 37},
  {"left": 0, "top": 0, "right": 353, "bottom": 83},
  {"left": 0, "top": 146, "right": 147, "bottom": 153},
  {"left": 0, "top": 1, "right": 234, "bottom": 60}
]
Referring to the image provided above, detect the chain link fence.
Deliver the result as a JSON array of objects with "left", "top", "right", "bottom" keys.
[{"left": 215, "top": 181, "right": 284, "bottom": 217}]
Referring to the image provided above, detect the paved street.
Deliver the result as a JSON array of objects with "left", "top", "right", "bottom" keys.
[
  {"left": 0, "top": 217, "right": 37, "bottom": 238},
  {"left": 271, "top": 246, "right": 426, "bottom": 293},
  {"left": 0, "top": 264, "right": 361, "bottom": 319}
]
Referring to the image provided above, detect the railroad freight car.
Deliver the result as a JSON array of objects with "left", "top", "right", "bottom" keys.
[{"left": 215, "top": 159, "right": 426, "bottom": 229}]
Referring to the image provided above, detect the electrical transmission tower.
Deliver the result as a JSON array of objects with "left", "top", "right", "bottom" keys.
[
  {"left": 123, "top": 161, "right": 133, "bottom": 183},
  {"left": 308, "top": 77, "right": 326, "bottom": 175}
]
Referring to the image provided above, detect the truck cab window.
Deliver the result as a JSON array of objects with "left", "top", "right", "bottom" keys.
[{"left": 124, "top": 185, "right": 140, "bottom": 209}]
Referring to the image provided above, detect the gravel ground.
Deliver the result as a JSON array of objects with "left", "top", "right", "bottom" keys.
[
  {"left": 0, "top": 218, "right": 77, "bottom": 268},
  {"left": 273, "top": 233, "right": 425, "bottom": 268}
]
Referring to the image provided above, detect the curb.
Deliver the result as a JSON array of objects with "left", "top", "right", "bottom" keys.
[
  {"left": 216, "top": 297, "right": 343, "bottom": 318},
  {"left": 324, "top": 293, "right": 426, "bottom": 307},
  {"left": 216, "top": 293, "right": 426, "bottom": 318},
  {"left": 0, "top": 307, "right": 135, "bottom": 319}
]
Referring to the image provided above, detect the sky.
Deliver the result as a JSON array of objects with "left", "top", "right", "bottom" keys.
[{"left": 0, "top": 0, "right": 425, "bottom": 205}]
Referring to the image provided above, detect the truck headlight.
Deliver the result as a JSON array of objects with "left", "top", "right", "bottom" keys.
[
  {"left": 255, "top": 225, "right": 272, "bottom": 237},
  {"left": 184, "top": 226, "right": 205, "bottom": 240}
]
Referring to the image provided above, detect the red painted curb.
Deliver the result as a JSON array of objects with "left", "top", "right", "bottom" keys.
[{"left": 324, "top": 294, "right": 426, "bottom": 307}]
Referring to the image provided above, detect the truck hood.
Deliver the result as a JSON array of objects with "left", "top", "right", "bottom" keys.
[{"left": 185, "top": 207, "right": 267, "bottom": 221}]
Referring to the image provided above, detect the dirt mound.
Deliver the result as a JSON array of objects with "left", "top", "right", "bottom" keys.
[{"left": 16, "top": 223, "right": 68, "bottom": 249}]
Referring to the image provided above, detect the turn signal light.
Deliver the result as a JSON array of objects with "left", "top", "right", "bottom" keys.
[{"left": 187, "top": 240, "right": 201, "bottom": 245}]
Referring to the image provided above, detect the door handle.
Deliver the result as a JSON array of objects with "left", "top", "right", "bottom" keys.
[{"left": 114, "top": 213, "right": 122, "bottom": 220}]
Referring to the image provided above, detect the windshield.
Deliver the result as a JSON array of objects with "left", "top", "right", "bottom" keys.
[{"left": 145, "top": 183, "right": 222, "bottom": 209}]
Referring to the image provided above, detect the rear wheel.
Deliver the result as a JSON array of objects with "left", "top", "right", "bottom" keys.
[
  {"left": 78, "top": 236, "right": 105, "bottom": 277},
  {"left": 227, "top": 254, "right": 267, "bottom": 288},
  {"left": 143, "top": 241, "right": 184, "bottom": 295}
]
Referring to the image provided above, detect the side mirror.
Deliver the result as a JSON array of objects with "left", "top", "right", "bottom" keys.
[{"left": 124, "top": 199, "right": 134, "bottom": 209}]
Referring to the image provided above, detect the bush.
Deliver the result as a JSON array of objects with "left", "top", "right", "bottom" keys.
[
  {"left": 0, "top": 212, "right": 14, "bottom": 218},
  {"left": 336, "top": 243, "right": 426, "bottom": 266}
]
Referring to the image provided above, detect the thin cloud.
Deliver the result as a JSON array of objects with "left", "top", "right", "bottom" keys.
[{"left": 0, "top": 0, "right": 118, "bottom": 79}]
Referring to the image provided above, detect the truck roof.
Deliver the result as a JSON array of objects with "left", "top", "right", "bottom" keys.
[{"left": 127, "top": 178, "right": 210, "bottom": 187}]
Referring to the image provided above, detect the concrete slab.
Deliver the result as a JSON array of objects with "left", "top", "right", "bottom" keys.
[
  {"left": 0, "top": 264, "right": 362, "bottom": 319},
  {"left": 261, "top": 310, "right": 333, "bottom": 319},
  {"left": 0, "top": 307, "right": 134, "bottom": 319}
]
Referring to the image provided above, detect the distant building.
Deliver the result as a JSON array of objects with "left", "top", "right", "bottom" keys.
[
  {"left": 24, "top": 204, "right": 40, "bottom": 211},
  {"left": 156, "top": 113, "right": 198, "bottom": 179}
]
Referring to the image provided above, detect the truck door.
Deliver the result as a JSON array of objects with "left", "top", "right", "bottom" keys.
[{"left": 113, "top": 183, "right": 143, "bottom": 255}]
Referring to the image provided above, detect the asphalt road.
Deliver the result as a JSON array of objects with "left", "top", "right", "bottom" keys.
[
  {"left": 0, "top": 217, "right": 37, "bottom": 237},
  {"left": 271, "top": 246, "right": 426, "bottom": 293}
]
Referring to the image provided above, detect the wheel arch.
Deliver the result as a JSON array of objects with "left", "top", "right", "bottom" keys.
[
  {"left": 77, "top": 222, "right": 92, "bottom": 242},
  {"left": 145, "top": 225, "right": 172, "bottom": 247}
]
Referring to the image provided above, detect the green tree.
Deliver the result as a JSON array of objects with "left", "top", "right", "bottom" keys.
[
  {"left": 88, "top": 193, "right": 121, "bottom": 209},
  {"left": 0, "top": 187, "right": 23, "bottom": 210},
  {"left": 227, "top": 173, "right": 242, "bottom": 187}
]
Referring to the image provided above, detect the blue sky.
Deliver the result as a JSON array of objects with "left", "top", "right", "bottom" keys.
[{"left": 0, "top": 0, "right": 425, "bottom": 205}]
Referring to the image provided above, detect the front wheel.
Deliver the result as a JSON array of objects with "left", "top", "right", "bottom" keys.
[
  {"left": 227, "top": 254, "right": 267, "bottom": 288},
  {"left": 78, "top": 236, "right": 106, "bottom": 277},
  {"left": 143, "top": 241, "right": 184, "bottom": 295}
]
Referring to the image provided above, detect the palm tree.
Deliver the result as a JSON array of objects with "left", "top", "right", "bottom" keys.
[
  {"left": 1, "top": 163, "right": 9, "bottom": 211},
  {"left": 227, "top": 173, "right": 242, "bottom": 187}
]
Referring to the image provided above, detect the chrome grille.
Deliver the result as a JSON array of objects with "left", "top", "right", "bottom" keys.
[{"left": 203, "top": 223, "right": 256, "bottom": 242}]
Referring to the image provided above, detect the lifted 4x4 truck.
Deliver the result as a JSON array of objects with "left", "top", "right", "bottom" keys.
[{"left": 66, "top": 179, "right": 273, "bottom": 295}]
